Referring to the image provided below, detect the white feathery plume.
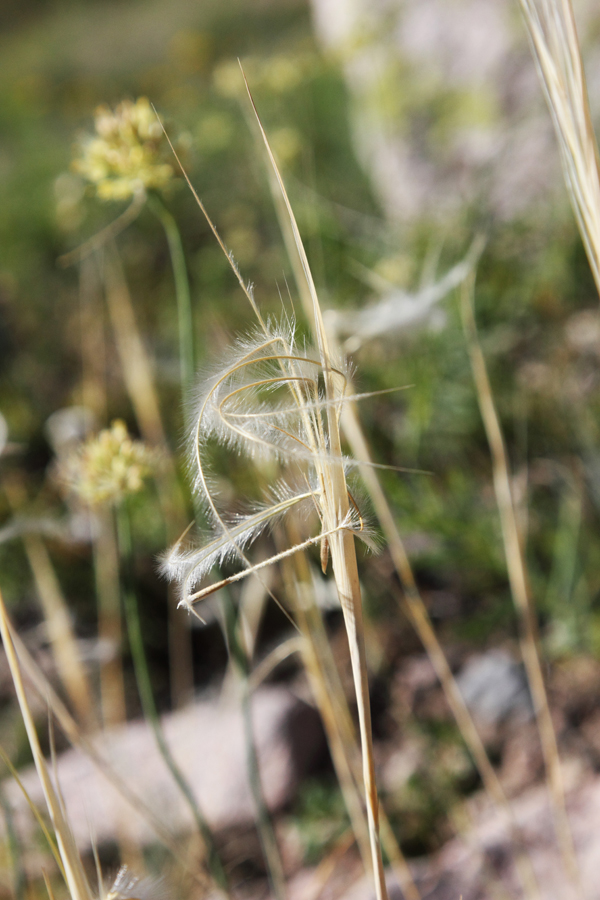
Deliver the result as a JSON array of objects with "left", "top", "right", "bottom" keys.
[
  {"left": 162, "top": 322, "right": 374, "bottom": 609},
  {"left": 158, "top": 70, "right": 390, "bottom": 899}
]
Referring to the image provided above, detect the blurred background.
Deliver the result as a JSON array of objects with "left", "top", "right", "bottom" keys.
[{"left": 2, "top": 0, "right": 600, "bottom": 897}]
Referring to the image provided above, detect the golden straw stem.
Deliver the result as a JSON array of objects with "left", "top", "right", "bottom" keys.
[
  {"left": 101, "top": 245, "right": 194, "bottom": 707},
  {"left": 460, "top": 275, "right": 580, "bottom": 894}
]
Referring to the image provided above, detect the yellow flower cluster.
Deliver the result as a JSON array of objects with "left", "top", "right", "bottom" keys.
[
  {"left": 59, "top": 420, "right": 155, "bottom": 506},
  {"left": 73, "top": 97, "right": 174, "bottom": 201}
]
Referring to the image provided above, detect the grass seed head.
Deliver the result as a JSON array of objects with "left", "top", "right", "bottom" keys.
[
  {"left": 106, "top": 867, "right": 168, "bottom": 900},
  {"left": 162, "top": 322, "right": 371, "bottom": 608}
]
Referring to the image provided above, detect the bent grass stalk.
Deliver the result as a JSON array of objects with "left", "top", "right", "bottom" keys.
[{"left": 158, "top": 85, "right": 389, "bottom": 899}]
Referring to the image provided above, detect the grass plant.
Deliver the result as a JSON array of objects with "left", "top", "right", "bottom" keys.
[
  {"left": 159, "top": 84, "right": 390, "bottom": 900},
  {"left": 3, "top": 2, "right": 600, "bottom": 894},
  {"left": 263, "top": 101, "right": 543, "bottom": 900}
]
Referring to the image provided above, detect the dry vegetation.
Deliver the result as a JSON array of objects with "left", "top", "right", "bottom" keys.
[{"left": 1, "top": 0, "right": 600, "bottom": 899}]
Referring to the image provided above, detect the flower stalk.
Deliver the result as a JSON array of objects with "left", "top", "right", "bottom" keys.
[{"left": 147, "top": 193, "right": 195, "bottom": 400}]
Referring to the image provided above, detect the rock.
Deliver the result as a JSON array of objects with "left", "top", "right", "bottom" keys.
[
  {"left": 331, "top": 765, "right": 598, "bottom": 900},
  {"left": 2, "top": 686, "right": 325, "bottom": 855},
  {"left": 456, "top": 649, "right": 532, "bottom": 726}
]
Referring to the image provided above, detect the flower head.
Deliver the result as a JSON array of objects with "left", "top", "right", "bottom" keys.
[
  {"left": 58, "top": 420, "right": 156, "bottom": 507},
  {"left": 73, "top": 97, "right": 174, "bottom": 201}
]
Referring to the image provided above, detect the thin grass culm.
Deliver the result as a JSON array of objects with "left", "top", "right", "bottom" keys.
[
  {"left": 460, "top": 272, "right": 581, "bottom": 897},
  {"left": 160, "top": 81, "right": 389, "bottom": 900},
  {"left": 519, "top": 0, "right": 600, "bottom": 300}
]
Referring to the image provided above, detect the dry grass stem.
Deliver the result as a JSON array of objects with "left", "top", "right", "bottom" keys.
[
  {"left": 158, "top": 80, "right": 389, "bottom": 899},
  {"left": 280, "top": 534, "right": 374, "bottom": 876},
  {"left": 23, "top": 534, "right": 96, "bottom": 730},
  {"left": 101, "top": 245, "right": 194, "bottom": 706},
  {"left": 281, "top": 526, "right": 421, "bottom": 900},
  {"left": 460, "top": 274, "right": 581, "bottom": 895},
  {"left": 3, "top": 484, "right": 94, "bottom": 735},
  {"left": 4, "top": 613, "right": 216, "bottom": 890},
  {"left": 2, "top": 482, "right": 95, "bottom": 730},
  {"left": 58, "top": 190, "right": 146, "bottom": 269},
  {"left": 102, "top": 246, "right": 166, "bottom": 447},
  {"left": 265, "top": 127, "right": 539, "bottom": 894},
  {"left": 0, "top": 587, "right": 93, "bottom": 900},
  {"left": 93, "top": 508, "right": 126, "bottom": 728},
  {"left": 78, "top": 255, "right": 108, "bottom": 423},
  {"left": 520, "top": 0, "right": 600, "bottom": 298}
]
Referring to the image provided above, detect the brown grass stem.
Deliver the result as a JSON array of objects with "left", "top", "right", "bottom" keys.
[
  {"left": 93, "top": 508, "right": 126, "bottom": 729},
  {"left": 519, "top": 0, "right": 600, "bottom": 299},
  {"left": 282, "top": 529, "right": 421, "bottom": 900},
  {"left": 460, "top": 274, "right": 580, "bottom": 894},
  {"left": 102, "top": 246, "right": 166, "bottom": 447},
  {"left": 58, "top": 190, "right": 146, "bottom": 269},
  {"left": 2, "top": 482, "right": 95, "bottom": 730},
  {"left": 23, "top": 535, "right": 96, "bottom": 731},
  {"left": 78, "top": 254, "right": 108, "bottom": 423},
  {"left": 100, "top": 244, "right": 194, "bottom": 707},
  {"left": 261, "top": 115, "right": 538, "bottom": 898},
  {"left": 221, "top": 592, "right": 287, "bottom": 900}
]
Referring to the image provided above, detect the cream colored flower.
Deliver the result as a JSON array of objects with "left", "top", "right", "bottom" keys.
[
  {"left": 73, "top": 97, "right": 174, "bottom": 201},
  {"left": 59, "top": 420, "right": 155, "bottom": 506}
]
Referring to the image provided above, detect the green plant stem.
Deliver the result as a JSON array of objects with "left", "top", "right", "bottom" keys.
[
  {"left": 115, "top": 503, "right": 228, "bottom": 892},
  {"left": 220, "top": 592, "right": 287, "bottom": 900},
  {"left": 147, "top": 193, "right": 195, "bottom": 399}
]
